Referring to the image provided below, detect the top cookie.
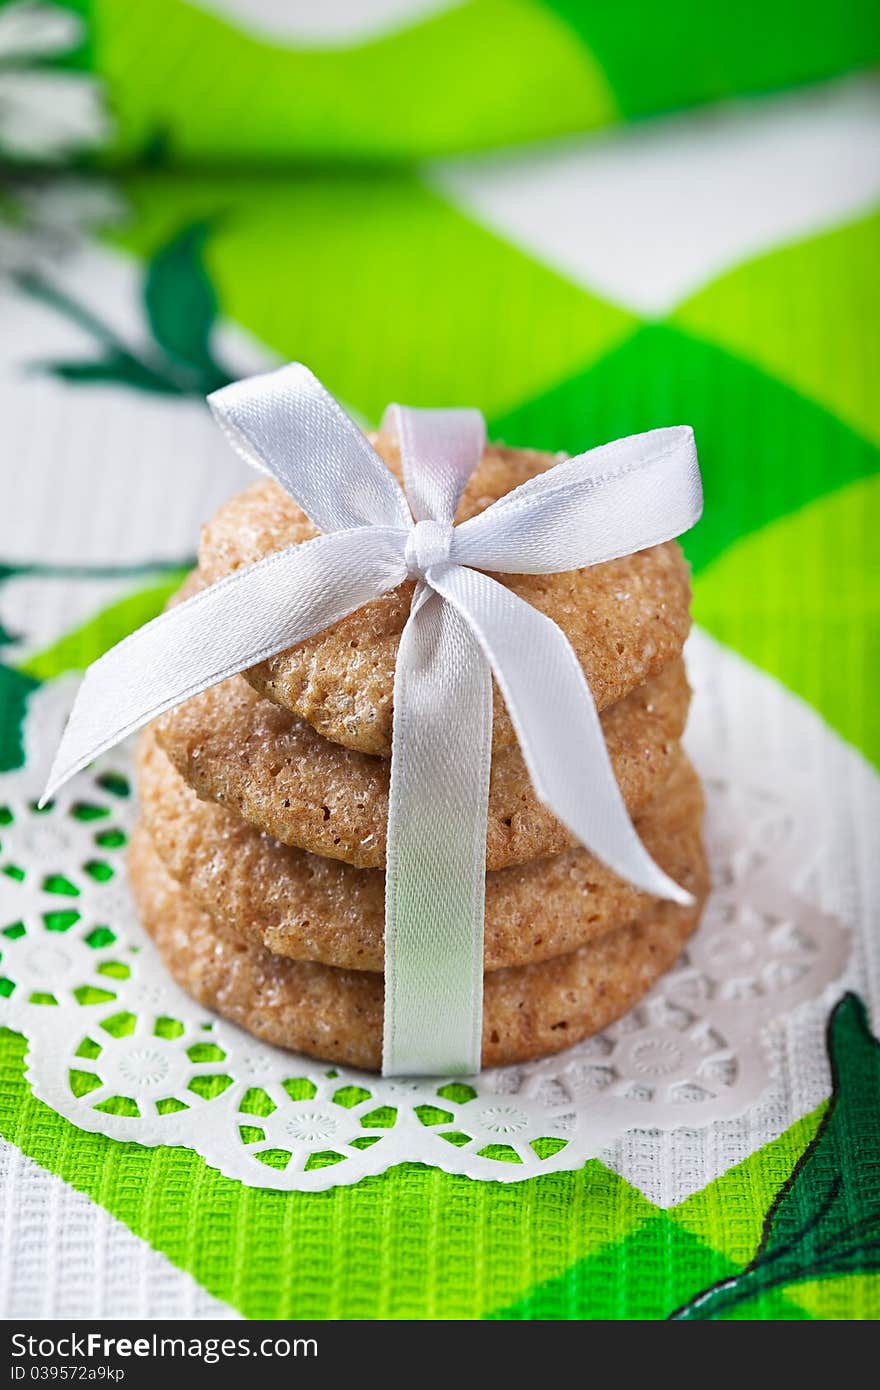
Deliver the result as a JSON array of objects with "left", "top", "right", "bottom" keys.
[{"left": 199, "top": 435, "right": 692, "bottom": 757}]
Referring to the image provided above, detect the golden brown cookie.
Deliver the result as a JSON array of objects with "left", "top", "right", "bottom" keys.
[
  {"left": 138, "top": 733, "right": 704, "bottom": 972},
  {"left": 153, "top": 658, "right": 690, "bottom": 871},
  {"left": 198, "top": 436, "right": 692, "bottom": 757},
  {"left": 129, "top": 823, "right": 708, "bottom": 1070}
]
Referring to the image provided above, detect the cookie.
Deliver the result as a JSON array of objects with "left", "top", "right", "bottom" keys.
[
  {"left": 138, "top": 733, "right": 704, "bottom": 972},
  {"left": 129, "top": 823, "right": 708, "bottom": 1070},
  {"left": 198, "top": 435, "right": 692, "bottom": 756},
  {"left": 153, "top": 658, "right": 690, "bottom": 871}
]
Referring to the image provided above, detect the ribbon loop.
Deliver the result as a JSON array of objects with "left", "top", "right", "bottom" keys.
[
  {"left": 210, "top": 364, "right": 412, "bottom": 534},
  {"left": 452, "top": 425, "right": 702, "bottom": 574},
  {"left": 383, "top": 403, "right": 485, "bottom": 525}
]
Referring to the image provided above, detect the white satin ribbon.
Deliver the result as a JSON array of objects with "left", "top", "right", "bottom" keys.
[{"left": 43, "top": 362, "right": 703, "bottom": 1077}]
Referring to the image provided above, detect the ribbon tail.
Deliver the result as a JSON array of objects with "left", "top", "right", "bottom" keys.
[
  {"left": 430, "top": 565, "right": 693, "bottom": 906},
  {"left": 43, "top": 527, "right": 408, "bottom": 802},
  {"left": 383, "top": 586, "right": 492, "bottom": 1076}
]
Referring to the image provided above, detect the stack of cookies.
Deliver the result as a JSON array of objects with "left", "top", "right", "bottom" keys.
[{"left": 129, "top": 437, "right": 709, "bottom": 1071}]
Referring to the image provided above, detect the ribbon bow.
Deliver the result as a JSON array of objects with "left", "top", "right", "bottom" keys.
[{"left": 44, "top": 364, "right": 703, "bottom": 1076}]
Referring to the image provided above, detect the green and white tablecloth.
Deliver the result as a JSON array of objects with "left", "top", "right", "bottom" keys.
[{"left": 0, "top": 0, "right": 878, "bottom": 1321}]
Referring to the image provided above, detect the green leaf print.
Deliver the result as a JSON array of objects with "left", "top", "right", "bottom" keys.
[
  {"left": 16, "top": 219, "right": 233, "bottom": 397},
  {"left": 42, "top": 353, "right": 186, "bottom": 393},
  {"left": 670, "top": 994, "right": 880, "bottom": 1319},
  {"left": 144, "top": 218, "right": 225, "bottom": 385},
  {"left": 0, "top": 665, "right": 38, "bottom": 773}
]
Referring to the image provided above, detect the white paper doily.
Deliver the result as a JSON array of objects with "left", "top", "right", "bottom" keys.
[{"left": 0, "top": 635, "right": 851, "bottom": 1190}]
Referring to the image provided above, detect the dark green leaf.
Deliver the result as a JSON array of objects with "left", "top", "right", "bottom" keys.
[
  {"left": 16, "top": 266, "right": 231, "bottom": 398},
  {"left": 144, "top": 219, "right": 222, "bottom": 375},
  {"left": 759, "top": 995, "right": 880, "bottom": 1258},
  {"left": 141, "top": 126, "right": 173, "bottom": 168},
  {"left": 0, "top": 666, "right": 39, "bottom": 773},
  {"left": 41, "top": 354, "right": 185, "bottom": 395},
  {"left": 670, "top": 994, "right": 880, "bottom": 1318}
]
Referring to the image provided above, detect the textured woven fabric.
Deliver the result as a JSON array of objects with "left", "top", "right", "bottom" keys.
[
  {"left": 12, "top": 0, "right": 878, "bottom": 164},
  {"left": 0, "top": 0, "right": 878, "bottom": 1321},
  {"left": 0, "top": 1136, "right": 238, "bottom": 1319}
]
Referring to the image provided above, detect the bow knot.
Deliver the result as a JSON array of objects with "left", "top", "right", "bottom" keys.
[
  {"left": 404, "top": 518, "right": 455, "bottom": 578},
  {"left": 44, "top": 362, "right": 703, "bottom": 1076}
]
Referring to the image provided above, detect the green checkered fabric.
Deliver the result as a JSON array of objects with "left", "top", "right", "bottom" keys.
[
  {"left": 33, "top": 0, "right": 880, "bottom": 163},
  {"left": 0, "top": 0, "right": 878, "bottom": 1321}
]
